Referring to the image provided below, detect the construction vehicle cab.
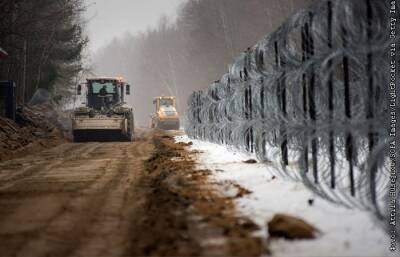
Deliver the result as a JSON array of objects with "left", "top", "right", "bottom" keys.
[
  {"left": 151, "top": 96, "right": 180, "bottom": 130},
  {"left": 72, "top": 77, "right": 134, "bottom": 142}
]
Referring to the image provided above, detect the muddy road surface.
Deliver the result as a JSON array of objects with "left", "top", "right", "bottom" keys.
[{"left": 0, "top": 130, "right": 265, "bottom": 257}]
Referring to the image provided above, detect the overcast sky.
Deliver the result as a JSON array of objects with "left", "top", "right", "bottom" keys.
[{"left": 84, "top": 0, "right": 187, "bottom": 52}]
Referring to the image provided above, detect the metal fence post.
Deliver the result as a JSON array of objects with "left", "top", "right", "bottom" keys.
[
  {"left": 341, "top": 10, "right": 355, "bottom": 196},
  {"left": 275, "top": 41, "right": 289, "bottom": 166},
  {"left": 327, "top": 0, "right": 336, "bottom": 189}
]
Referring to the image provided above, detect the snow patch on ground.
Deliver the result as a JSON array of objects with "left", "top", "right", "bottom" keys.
[{"left": 175, "top": 135, "right": 396, "bottom": 257}]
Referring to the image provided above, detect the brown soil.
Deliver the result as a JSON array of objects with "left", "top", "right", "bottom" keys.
[
  {"left": 0, "top": 105, "right": 66, "bottom": 162},
  {"left": 126, "top": 132, "right": 265, "bottom": 256},
  {"left": 0, "top": 130, "right": 266, "bottom": 257},
  {"left": 243, "top": 159, "right": 258, "bottom": 164},
  {"left": 268, "top": 214, "right": 318, "bottom": 240}
]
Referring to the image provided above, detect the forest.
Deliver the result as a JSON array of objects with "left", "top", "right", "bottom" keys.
[
  {"left": 0, "top": 0, "right": 87, "bottom": 105},
  {"left": 93, "top": 0, "right": 313, "bottom": 125}
]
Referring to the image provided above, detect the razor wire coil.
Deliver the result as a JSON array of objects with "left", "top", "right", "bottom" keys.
[{"left": 185, "top": 0, "right": 399, "bottom": 236}]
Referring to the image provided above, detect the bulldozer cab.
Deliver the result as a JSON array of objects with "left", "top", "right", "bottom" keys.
[
  {"left": 79, "top": 78, "right": 130, "bottom": 110},
  {"left": 154, "top": 97, "right": 176, "bottom": 112}
]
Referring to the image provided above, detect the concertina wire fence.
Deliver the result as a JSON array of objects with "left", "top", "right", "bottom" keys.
[{"left": 185, "top": 0, "right": 399, "bottom": 236}]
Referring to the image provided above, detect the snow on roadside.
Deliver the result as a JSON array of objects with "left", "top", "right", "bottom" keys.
[{"left": 175, "top": 135, "right": 396, "bottom": 257}]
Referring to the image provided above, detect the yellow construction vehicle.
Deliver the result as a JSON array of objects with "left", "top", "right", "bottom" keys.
[{"left": 151, "top": 96, "right": 180, "bottom": 130}]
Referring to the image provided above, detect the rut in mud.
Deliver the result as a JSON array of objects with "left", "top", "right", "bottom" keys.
[{"left": 0, "top": 130, "right": 266, "bottom": 257}]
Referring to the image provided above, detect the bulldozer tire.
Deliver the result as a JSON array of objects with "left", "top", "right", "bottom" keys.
[
  {"left": 126, "top": 112, "right": 135, "bottom": 142},
  {"left": 73, "top": 130, "right": 83, "bottom": 142}
]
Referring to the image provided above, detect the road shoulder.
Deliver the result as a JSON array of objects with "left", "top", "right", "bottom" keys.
[{"left": 125, "top": 133, "right": 266, "bottom": 256}]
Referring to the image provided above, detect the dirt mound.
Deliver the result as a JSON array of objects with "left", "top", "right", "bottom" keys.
[
  {"left": 243, "top": 159, "right": 258, "bottom": 164},
  {"left": 125, "top": 133, "right": 266, "bottom": 256},
  {"left": 268, "top": 214, "right": 318, "bottom": 240},
  {"left": 0, "top": 105, "right": 65, "bottom": 161}
]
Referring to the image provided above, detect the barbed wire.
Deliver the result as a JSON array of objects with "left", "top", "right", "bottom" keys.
[{"left": 185, "top": 0, "right": 398, "bottom": 237}]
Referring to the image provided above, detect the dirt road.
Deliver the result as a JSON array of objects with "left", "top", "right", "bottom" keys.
[{"left": 0, "top": 130, "right": 264, "bottom": 257}]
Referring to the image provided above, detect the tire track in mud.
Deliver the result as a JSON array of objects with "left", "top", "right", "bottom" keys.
[
  {"left": 70, "top": 140, "right": 154, "bottom": 257},
  {"left": 15, "top": 149, "right": 126, "bottom": 257},
  {"left": 0, "top": 133, "right": 154, "bottom": 257},
  {"left": 0, "top": 143, "right": 102, "bottom": 222},
  {"left": 0, "top": 143, "right": 99, "bottom": 190}
]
